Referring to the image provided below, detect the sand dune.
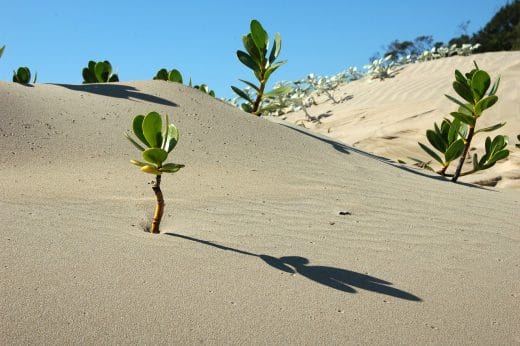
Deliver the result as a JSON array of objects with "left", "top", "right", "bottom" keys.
[
  {"left": 1, "top": 77, "right": 519, "bottom": 344},
  {"left": 283, "top": 51, "right": 520, "bottom": 189}
]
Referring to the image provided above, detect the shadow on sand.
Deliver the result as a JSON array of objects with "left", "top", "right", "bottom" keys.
[
  {"left": 165, "top": 232, "right": 422, "bottom": 302},
  {"left": 54, "top": 83, "right": 178, "bottom": 107},
  {"left": 280, "top": 123, "right": 491, "bottom": 190}
]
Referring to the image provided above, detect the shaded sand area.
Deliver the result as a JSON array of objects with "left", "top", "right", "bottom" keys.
[
  {"left": 283, "top": 51, "right": 520, "bottom": 189},
  {"left": 1, "top": 79, "right": 519, "bottom": 344}
]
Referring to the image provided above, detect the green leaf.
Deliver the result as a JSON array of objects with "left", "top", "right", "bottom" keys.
[
  {"left": 474, "top": 95, "right": 498, "bottom": 116},
  {"left": 142, "top": 148, "right": 168, "bottom": 165},
  {"left": 165, "top": 124, "right": 179, "bottom": 153},
  {"left": 447, "top": 119, "right": 462, "bottom": 144},
  {"left": 237, "top": 50, "right": 259, "bottom": 71},
  {"left": 470, "top": 70, "right": 490, "bottom": 101},
  {"left": 489, "top": 76, "right": 500, "bottom": 96},
  {"left": 450, "top": 111, "right": 475, "bottom": 127},
  {"left": 168, "top": 69, "right": 183, "bottom": 83},
  {"left": 445, "top": 94, "right": 473, "bottom": 114},
  {"left": 418, "top": 142, "right": 444, "bottom": 165},
  {"left": 492, "top": 149, "right": 509, "bottom": 162},
  {"left": 108, "top": 74, "right": 119, "bottom": 82},
  {"left": 0, "top": 45, "right": 5, "bottom": 58},
  {"left": 269, "top": 32, "right": 281, "bottom": 63},
  {"left": 231, "top": 86, "right": 253, "bottom": 103},
  {"left": 124, "top": 132, "right": 146, "bottom": 151},
  {"left": 160, "top": 163, "right": 185, "bottom": 173},
  {"left": 154, "top": 68, "right": 168, "bottom": 80},
  {"left": 94, "top": 61, "right": 111, "bottom": 82},
  {"left": 250, "top": 20, "right": 268, "bottom": 52},
  {"left": 132, "top": 115, "right": 149, "bottom": 147},
  {"left": 454, "top": 70, "right": 467, "bottom": 86},
  {"left": 444, "top": 138, "right": 465, "bottom": 162},
  {"left": 239, "top": 79, "right": 260, "bottom": 92},
  {"left": 264, "top": 60, "right": 287, "bottom": 81},
  {"left": 426, "top": 129, "right": 446, "bottom": 152},
  {"left": 474, "top": 122, "right": 505, "bottom": 134},
  {"left": 453, "top": 80, "right": 475, "bottom": 104},
  {"left": 242, "top": 34, "right": 261, "bottom": 63},
  {"left": 142, "top": 112, "right": 163, "bottom": 148}
]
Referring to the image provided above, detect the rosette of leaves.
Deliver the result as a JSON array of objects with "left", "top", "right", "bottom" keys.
[
  {"left": 124, "top": 112, "right": 184, "bottom": 233},
  {"left": 231, "top": 19, "right": 290, "bottom": 115},
  {"left": 419, "top": 62, "right": 509, "bottom": 182},
  {"left": 13, "top": 67, "right": 37, "bottom": 84},
  {"left": 153, "top": 68, "right": 183, "bottom": 83},
  {"left": 417, "top": 119, "right": 467, "bottom": 175},
  {"left": 82, "top": 60, "right": 119, "bottom": 83}
]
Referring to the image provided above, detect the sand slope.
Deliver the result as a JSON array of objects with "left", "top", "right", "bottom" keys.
[
  {"left": 283, "top": 51, "right": 520, "bottom": 189},
  {"left": 1, "top": 80, "right": 519, "bottom": 344}
]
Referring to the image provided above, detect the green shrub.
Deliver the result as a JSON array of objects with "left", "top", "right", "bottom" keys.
[
  {"left": 153, "top": 68, "right": 183, "bottom": 83},
  {"left": 13, "top": 67, "right": 37, "bottom": 84},
  {"left": 418, "top": 62, "right": 509, "bottom": 182},
  {"left": 124, "top": 112, "right": 184, "bottom": 233},
  {"left": 82, "top": 60, "right": 119, "bottom": 83},
  {"left": 231, "top": 19, "right": 290, "bottom": 115}
]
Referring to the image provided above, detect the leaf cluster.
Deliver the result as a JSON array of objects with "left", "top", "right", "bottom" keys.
[
  {"left": 124, "top": 112, "right": 184, "bottom": 175},
  {"left": 13, "top": 66, "right": 37, "bottom": 84},
  {"left": 231, "top": 19, "right": 289, "bottom": 115},
  {"left": 82, "top": 60, "right": 119, "bottom": 84},
  {"left": 153, "top": 68, "right": 183, "bottom": 83}
]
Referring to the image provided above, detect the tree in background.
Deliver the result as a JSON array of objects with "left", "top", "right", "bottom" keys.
[{"left": 472, "top": 0, "right": 520, "bottom": 51}]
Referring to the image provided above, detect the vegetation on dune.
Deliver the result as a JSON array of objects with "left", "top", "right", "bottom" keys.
[
  {"left": 12, "top": 66, "right": 37, "bottom": 84},
  {"left": 231, "top": 19, "right": 290, "bottom": 115},
  {"left": 153, "top": 68, "right": 183, "bottom": 83},
  {"left": 416, "top": 62, "right": 509, "bottom": 182},
  {"left": 82, "top": 60, "right": 119, "bottom": 83},
  {"left": 124, "top": 112, "right": 184, "bottom": 233}
]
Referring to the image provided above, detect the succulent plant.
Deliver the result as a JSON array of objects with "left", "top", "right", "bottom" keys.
[
  {"left": 153, "top": 68, "right": 183, "bottom": 83},
  {"left": 418, "top": 62, "right": 509, "bottom": 182},
  {"left": 12, "top": 66, "right": 37, "bottom": 84},
  {"left": 364, "top": 55, "right": 396, "bottom": 80},
  {"left": 82, "top": 60, "right": 119, "bottom": 83},
  {"left": 124, "top": 111, "right": 184, "bottom": 233},
  {"left": 231, "top": 19, "right": 289, "bottom": 115},
  {"left": 192, "top": 83, "right": 215, "bottom": 97}
]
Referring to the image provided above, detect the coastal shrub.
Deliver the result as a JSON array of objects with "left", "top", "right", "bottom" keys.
[
  {"left": 418, "top": 62, "right": 509, "bottom": 182},
  {"left": 82, "top": 60, "right": 119, "bottom": 83},
  {"left": 364, "top": 55, "right": 396, "bottom": 80},
  {"left": 12, "top": 67, "right": 37, "bottom": 84},
  {"left": 153, "top": 68, "right": 183, "bottom": 83},
  {"left": 231, "top": 19, "right": 290, "bottom": 115},
  {"left": 124, "top": 111, "right": 184, "bottom": 233}
]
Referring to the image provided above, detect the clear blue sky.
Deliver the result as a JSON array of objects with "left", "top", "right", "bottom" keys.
[{"left": 0, "top": 0, "right": 508, "bottom": 98}]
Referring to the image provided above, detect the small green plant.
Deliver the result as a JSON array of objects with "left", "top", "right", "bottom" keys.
[
  {"left": 231, "top": 19, "right": 289, "bottom": 115},
  {"left": 82, "top": 60, "right": 119, "bottom": 83},
  {"left": 124, "top": 111, "right": 184, "bottom": 233},
  {"left": 12, "top": 67, "right": 37, "bottom": 84},
  {"left": 0, "top": 45, "right": 5, "bottom": 59},
  {"left": 153, "top": 68, "right": 183, "bottom": 83},
  {"left": 192, "top": 83, "right": 215, "bottom": 97},
  {"left": 418, "top": 62, "right": 509, "bottom": 182}
]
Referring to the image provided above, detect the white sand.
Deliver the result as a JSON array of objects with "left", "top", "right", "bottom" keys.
[{"left": 1, "top": 66, "right": 519, "bottom": 344}]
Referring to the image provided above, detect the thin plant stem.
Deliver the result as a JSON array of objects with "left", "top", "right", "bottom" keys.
[
  {"left": 452, "top": 126, "right": 475, "bottom": 182},
  {"left": 150, "top": 175, "right": 164, "bottom": 234}
]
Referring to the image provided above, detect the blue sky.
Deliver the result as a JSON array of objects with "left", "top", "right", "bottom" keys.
[{"left": 0, "top": 0, "right": 508, "bottom": 98}]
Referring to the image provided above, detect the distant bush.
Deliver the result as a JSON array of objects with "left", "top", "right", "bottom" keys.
[
  {"left": 13, "top": 67, "right": 37, "bottom": 84},
  {"left": 82, "top": 60, "right": 119, "bottom": 83},
  {"left": 153, "top": 68, "right": 183, "bottom": 83},
  {"left": 417, "top": 62, "right": 509, "bottom": 182}
]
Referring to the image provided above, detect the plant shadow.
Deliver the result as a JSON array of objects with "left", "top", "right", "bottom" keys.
[
  {"left": 54, "top": 83, "right": 178, "bottom": 107},
  {"left": 280, "top": 123, "right": 492, "bottom": 190},
  {"left": 165, "top": 232, "right": 422, "bottom": 301}
]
